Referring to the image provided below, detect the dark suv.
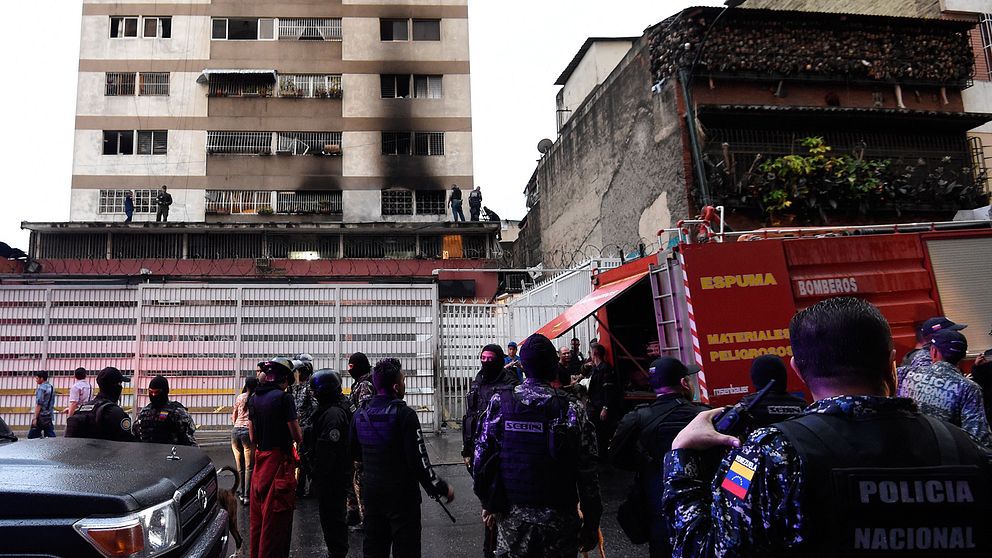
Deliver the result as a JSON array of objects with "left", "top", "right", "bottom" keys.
[{"left": 0, "top": 437, "right": 229, "bottom": 558}]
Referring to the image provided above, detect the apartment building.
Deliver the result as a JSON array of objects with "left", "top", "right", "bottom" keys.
[{"left": 71, "top": 0, "right": 473, "bottom": 224}]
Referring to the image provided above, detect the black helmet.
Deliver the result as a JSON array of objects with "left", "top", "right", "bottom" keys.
[
  {"left": 310, "top": 368, "right": 343, "bottom": 401},
  {"left": 293, "top": 354, "right": 315, "bottom": 378},
  {"left": 261, "top": 357, "right": 296, "bottom": 381}
]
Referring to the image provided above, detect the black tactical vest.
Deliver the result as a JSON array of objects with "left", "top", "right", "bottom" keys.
[
  {"left": 136, "top": 402, "right": 182, "bottom": 444},
  {"left": 355, "top": 399, "right": 407, "bottom": 498},
  {"left": 498, "top": 388, "right": 579, "bottom": 509},
  {"left": 775, "top": 412, "right": 991, "bottom": 557},
  {"left": 65, "top": 398, "right": 115, "bottom": 439}
]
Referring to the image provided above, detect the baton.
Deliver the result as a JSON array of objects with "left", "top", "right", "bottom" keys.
[{"left": 432, "top": 494, "right": 457, "bottom": 523}]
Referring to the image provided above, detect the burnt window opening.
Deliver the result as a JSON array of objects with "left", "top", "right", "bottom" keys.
[
  {"left": 382, "top": 132, "right": 412, "bottom": 156},
  {"left": 381, "top": 74, "right": 412, "bottom": 98},
  {"left": 103, "top": 130, "right": 134, "bottom": 155},
  {"left": 275, "top": 191, "right": 343, "bottom": 215},
  {"left": 415, "top": 190, "right": 446, "bottom": 215},
  {"left": 414, "top": 132, "right": 445, "bottom": 156}
]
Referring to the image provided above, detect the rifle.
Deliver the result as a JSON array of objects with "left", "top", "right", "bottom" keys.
[
  {"left": 711, "top": 379, "right": 777, "bottom": 436},
  {"left": 431, "top": 493, "right": 457, "bottom": 523}
]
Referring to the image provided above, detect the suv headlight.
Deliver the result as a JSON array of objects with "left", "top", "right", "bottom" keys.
[{"left": 73, "top": 499, "right": 179, "bottom": 558}]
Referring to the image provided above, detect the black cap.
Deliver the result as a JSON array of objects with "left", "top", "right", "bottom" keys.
[
  {"left": 148, "top": 375, "right": 170, "bottom": 393},
  {"left": 97, "top": 366, "right": 130, "bottom": 387},
  {"left": 919, "top": 317, "right": 966, "bottom": 340},
  {"left": 520, "top": 334, "right": 558, "bottom": 380},
  {"left": 648, "top": 357, "right": 697, "bottom": 389},
  {"left": 931, "top": 329, "right": 968, "bottom": 362},
  {"left": 750, "top": 354, "right": 787, "bottom": 391}
]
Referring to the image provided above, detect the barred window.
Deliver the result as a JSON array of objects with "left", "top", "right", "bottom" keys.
[
  {"left": 415, "top": 190, "right": 446, "bottom": 215},
  {"left": 276, "top": 191, "right": 343, "bottom": 214},
  {"left": 382, "top": 132, "right": 412, "bottom": 156},
  {"left": 276, "top": 132, "right": 342, "bottom": 155},
  {"left": 279, "top": 74, "right": 342, "bottom": 98},
  {"left": 106, "top": 72, "right": 136, "bottom": 96},
  {"left": 137, "top": 130, "right": 168, "bottom": 155},
  {"left": 205, "top": 190, "right": 272, "bottom": 214},
  {"left": 99, "top": 189, "right": 156, "bottom": 214},
  {"left": 278, "top": 18, "right": 342, "bottom": 40},
  {"left": 139, "top": 72, "right": 170, "bottom": 96},
  {"left": 413, "top": 75, "right": 442, "bottom": 99},
  {"left": 207, "top": 131, "right": 273, "bottom": 154},
  {"left": 414, "top": 132, "right": 444, "bottom": 156},
  {"left": 382, "top": 190, "right": 413, "bottom": 216}
]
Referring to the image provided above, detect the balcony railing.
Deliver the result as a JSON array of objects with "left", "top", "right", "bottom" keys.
[
  {"left": 276, "top": 191, "right": 343, "bottom": 214},
  {"left": 276, "top": 132, "right": 342, "bottom": 156},
  {"left": 205, "top": 190, "right": 272, "bottom": 214},
  {"left": 207, "top": 132, "right": 273, "bottom": 154},
  {"left": 278, "top": 18, "right": 342, "bottom": 41},
  {"left": 278, "top": 74, "right": 342, "bottom": 99}
]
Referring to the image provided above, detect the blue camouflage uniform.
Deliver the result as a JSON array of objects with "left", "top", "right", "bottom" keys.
[
  {"left": 473, "top": 378, "right": 602, "bottom": 558},
  {"left": 663, "top": 395, "right": 992, "bottom": 557},
  {"left": 897, "top": 360, "right": 992, "bottom": 447}
]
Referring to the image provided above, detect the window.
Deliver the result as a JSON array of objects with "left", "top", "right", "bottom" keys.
[
  {"left": 414, "top": 132, "right": 445, "bottom": 156},
  {"left": 279, "top": 74, "right": 342, "bottom": 98},
  {"left": 382, "top": 132, "right": 444, "bottom": 156},
  {"left": 381, "top": 190, "right": 413, "bottom": 215},
  {"left": 416, "top": 190, "right": 446, "bottom": 215},
  {"left": 380, "top": 74, "right": 411, "bottom": 98},
  {"left": 137, "top": 131, "right": 168, "bottom": 155},
  {"left": 139, "top": 72, "right": 169, "bottom": 96},
  {"left": 276, "top": 132, "right": 342, "bottom": 155},
  {"left": 380, "top": 19, "right": 409, "bottom": 41},
  {"left": 212, "top": 18, "right": 276, "bottom": 40},
  {"left": 105, "top": 72, "right": 136, "bottom": 96},
  {"left": 142, "top": 17, "right": 171, "bottom": 38},
  {"left": 103, "top": 131, "right": 134, "bottom": 155},
  {"left": 110, "top": 17, "right": 139, "bottom": 38},
  {"left": 99, "top": 189, "right": 155, "bottom": 214},
  {"left": 205, "top": 190, "right": 272, "bottom": 214},
  {"left": 276, "top": 191, "right": 343, "bottom": 214},
  {"left": 413, "top": 75, "right": 442, "bottom": 99},
  {"left": 382, "top": 132, "right": 412, "bottom": 156},
  {"left": 278, "top": 18, "right": 342, "bottom": 40},
  {"left": 982, "top": 14, "right": 992, "bottom": 80},
  {"left": 412, "top": 19, "right": 441, "bottom": 41},
  {"left": 207, "top": 132, "right": 273, "bottom": 155}
]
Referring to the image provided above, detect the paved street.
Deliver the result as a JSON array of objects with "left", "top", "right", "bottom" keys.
[{"left": 202, "top": 431, "right": 645, "bottom": 557}]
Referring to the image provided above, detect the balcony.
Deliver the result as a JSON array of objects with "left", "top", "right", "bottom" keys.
[{"left": 205, "top": 190, "right": 343, "bottom": 222}]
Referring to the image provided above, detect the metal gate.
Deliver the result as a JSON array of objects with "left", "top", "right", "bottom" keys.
[
  {"left": 0, "top": 283, "right": 439, "bottom": 432},
  {"left": 927, "top": 236, "right": 992, "bottom": 353}
]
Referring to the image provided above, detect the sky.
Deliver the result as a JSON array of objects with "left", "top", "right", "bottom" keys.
[{"left": 0, "top": 0, "right": 723, "bottom": 251}]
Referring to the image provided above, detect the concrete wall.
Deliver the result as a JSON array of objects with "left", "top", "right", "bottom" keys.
[
  {"left": 964, "top": 82, "right": 992, "bottom": 127},
  {"left": 76, "top": 72, "right": 207, "bottom": 117},
  {"left": 558, "top": 41, "right": 633, "bottom": 125},
  {"left": 79, "top": 15, "right": 212, "bottom": 60},
  {"left": 536, "top": 41, "right": 688, "bottom": 264},
  {"left": 342, "top": 131, "right": 473, "bottom": 179},
  {"left": 70, "top": 188, "right": 207, "bottom": 222},
  {"left": 341, "top": 17, "right": 470, "bottom": 61},
  {"left": 941, "top": 0, "right": 990, "bottom": 14},
  {"left": 72, "top": 130, "right": 207, "bottom": 176},
  {"left": 342, "top": 74, "right": 472, "bottom": 118}
]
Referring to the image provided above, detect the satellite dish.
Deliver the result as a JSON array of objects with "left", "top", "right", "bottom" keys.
[{"left": 537, "top": 139, "right": 554, "bottom": 154}]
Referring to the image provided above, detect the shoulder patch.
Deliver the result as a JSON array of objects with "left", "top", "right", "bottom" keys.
[
  {"left": 328, "top": 429, "right": 341, "bottom": 442},
  {"left": 721, "top": 453, "right": 757, "bottom": 500},
  {"left": 121, "top": 417, "right": 132, "bottom": 431}
]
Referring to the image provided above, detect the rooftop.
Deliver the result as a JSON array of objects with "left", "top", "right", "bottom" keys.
[{"left": 555, "top": 37, "right": 639, "bottom": 86}]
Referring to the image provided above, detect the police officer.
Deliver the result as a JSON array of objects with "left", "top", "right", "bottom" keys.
[
  {"left": 610, "top": 356, "right": 710, "bottom": 556},
  {"left": 351, "top": 358, "right": 453, "bottom": 558},
  {"left": 291, "top": 353, "right": 317, "bottom": 497},
  {"left": 462, "top": 344, "right": 520, "bottom": 558},
  {"left": 901, "top": 316, "right": 967, "bottom": 367},
  {"left": 66, "top": 367, "right": 135, "bottom": 442},
  {"left": 249, "top": 357, "right": 303, "bottom": 558},
  {"left": 738, "top": 354, "right": 807, "bottom": 433},
  {"left": 346, "top": 351, "right": 373, "bottom": 529},
  {"left": 133, "top": 375, "right": 197, "bottom": 446},
  {"left": 473, "top": 333, "right": 602, "bottom": 558},
  {"left": 307, "top": 369, "right": 353, "bottom": 558},
  {"left": 663, "top": 297, "right": 992, "bottom": 557}
]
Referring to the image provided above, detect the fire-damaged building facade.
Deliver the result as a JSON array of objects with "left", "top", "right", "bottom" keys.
[{"left": 519, "top": 5, "right": 992, "bottom": 267}]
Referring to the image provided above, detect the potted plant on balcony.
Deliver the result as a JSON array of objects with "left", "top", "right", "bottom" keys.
[
  {"left": 280, "top": 82, "right": 302, "bottom": 98},
  {"left": 328, "top": 85, "right": 343, "bottom": 100},
  {"left": 314, "top": 85, "right": 329, "bottom": 98},
  {"left": 258, "top": 206, "right": 274, "bottom": 216}
]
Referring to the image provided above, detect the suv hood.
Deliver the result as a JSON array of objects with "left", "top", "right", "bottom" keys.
[{"left": 0, "top": 438, "right": 211, "bottom": 519}]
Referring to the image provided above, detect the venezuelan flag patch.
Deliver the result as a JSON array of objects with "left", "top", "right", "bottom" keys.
[{"left": 721, "top": 453, "right": 757, "bottom": 500}]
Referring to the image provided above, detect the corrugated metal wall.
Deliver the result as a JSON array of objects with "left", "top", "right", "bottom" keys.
[
  {"left": 926, "top": 236, "right": 992, "bottom": 354},
  {"left": 0, "top": 284, "right": 439, "bottom": 432}
]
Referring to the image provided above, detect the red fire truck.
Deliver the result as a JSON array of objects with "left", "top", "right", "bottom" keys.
[{"left": 536, "top": 218, "right": 992, "bottom": 407}]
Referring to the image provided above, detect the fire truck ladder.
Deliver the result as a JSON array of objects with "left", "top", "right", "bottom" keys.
[{"left": 649, "top": 262, "right": 682, "bottom": 358}]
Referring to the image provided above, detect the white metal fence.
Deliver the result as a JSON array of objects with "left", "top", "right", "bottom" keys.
[
  {"left": 0, "top": 284, "right": 439, "bottom": 432},
  {"left": 206, "top": 132, "right": 273, "bottom": 155},
  {"left": 278, "top": 18, "right": 342, "bottom": 40},
  {"left": 279, "top": 74, "right": 343, "bottom": 98}
]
